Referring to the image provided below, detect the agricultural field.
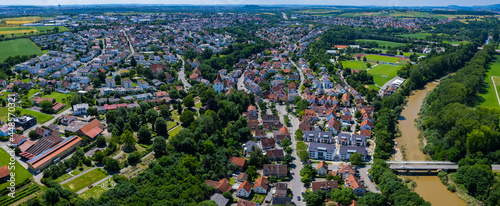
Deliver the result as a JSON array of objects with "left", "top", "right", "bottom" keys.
[
  {"left": 0, "top": 26, "right": 68, "bottom": 38},
  {"left": 397, "top": 33, "right": 431, "bottom": 39},
  {"left": 0, "top": 38, "right": 42, "bottom": 62},
  {"left": 364, "top": 54, "right": 402, "bottom": 63},
  {"left": 341, "top": 60, "right": 368, "bottom": 70},
  {"left": 367, "top": 64, "right": 402, "bottom": 86},
  {"left": 389, "top": 11, "right": 431, "bottom": 18},
  {"left": 356, "top": 39, "right": 406, "bottom": 48},
  {"left": 62, "top": 168, "right": 108, "bottom": 192},
  {"left": 0, "top": 148, "right": 33, "bottom": 191},
  {"left": 476, "top": 55, "right": 500, "bottom": 108},
  {"left": 0, "top": 16, "right": 48, "bottom": 26},
  {"left": 0, "top": 107, "right": 54, "bottom": 124}
]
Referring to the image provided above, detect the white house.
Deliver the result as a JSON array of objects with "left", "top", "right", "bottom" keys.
[
  {"left": 73, "top": 103, "right": 89, "bottom": 115},
  {"left": 253, "top": 176, "right": 269, "bottom": 194},
  {"left": 237, "top": 181, "right": 252, "bottom": 198},
  {"left": 317, "top": 161, "right": 329, "bottom": 176}
]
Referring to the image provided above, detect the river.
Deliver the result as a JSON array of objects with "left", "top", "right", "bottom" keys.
[{"left": 395, "top": 81, "right": 466, "bottom": 206}]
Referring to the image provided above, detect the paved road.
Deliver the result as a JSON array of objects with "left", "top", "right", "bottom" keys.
[
  {"left": 177, "top": 54, "right": 192, "bottom": 90},
  {"left": 491, "top": 76, "right": 500, "bottom": 108},
  {"left": 276, "top": 104, "right": 305, "bottom": 206},
  {"left": 122, "top": 29, "right": 135, "bottom": 60},
  {"left": 378, "top": 76, "right": 405, "bottom": 96}
]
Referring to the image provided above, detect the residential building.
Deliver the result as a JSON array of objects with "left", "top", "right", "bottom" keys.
[
  {"left": 253, "top": 176, "right": 269, "bottom": 194},
  {"left": 105, "top": 78, "right": 115, "bottom": 88},
  {"left": 304, "top": 131, "right": 334, "bottom": 144},
  {"left": 308, "top": 142, "right": 336, "bottom": 161},
  {"left": 73, "top": 103, "right": 89, "bottom": 115},
  {"left": 311, "top": 180, "right": 339, "bottom": 192},
  {"left": 345, "top": 175, "right": 367, "bottom": 196},
  {"left": 263, "top": 164, "right": 287, "bottom": 178},
  {"left": 317, "top": 161, "right": 329, "bottom": 176},
  {"left": 13, "top": 116, "right": 37, "bottom": 130},
  {"left": 237, "top": 181, "right": 252, "bottom": 198},
  {"left": 339, "top": 146, "right": 367, "bottom": 161},
  {"left": 122, "top": 78, "right": 133, "bottom": 89},
  {"left": 230, "top": 156, "right": 247, "bottom": 171}
]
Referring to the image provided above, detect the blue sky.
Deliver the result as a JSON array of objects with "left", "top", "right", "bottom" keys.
[{"left": 1, "top": 0, "right": 498, "bottom": 6}]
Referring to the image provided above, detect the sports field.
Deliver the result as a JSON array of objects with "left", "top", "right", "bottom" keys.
[
  {"left": 341, "top": 61, "right": 368, "bottom": 70},
  {"left": 0, "top": 38, "right": 42, "bottom": 62},
  {"left": 0, "top": 107, "right": 54, "bottom": 124},
  {"left": 0, "top": 148, "right": 32, "bottom": 191},
  {"left": 476, "top": 55, "right": 500, "bottom": 108},
  {"left": 356, "top": 39, "right": 405, "bottom": 48},
  {"left": 364, "top": 54, "right": 401, "bottom": 63},
  {"left": 367, "top": 64, "right": 402, "bottom": 86}
]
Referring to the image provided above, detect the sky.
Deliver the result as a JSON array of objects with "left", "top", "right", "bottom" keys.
[{"left": 0, "top": 0, "right": 498, "bottom": 6}]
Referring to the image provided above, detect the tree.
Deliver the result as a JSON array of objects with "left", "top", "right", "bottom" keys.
[
  {"left": 350, "top": 152, "right": 363, "bottom": 165},
  {"left": 304, "top": 191, "right": 326, "bottom": 206},
  {"left": 40, "top": 100, "right": 53, "bottom": 113},
  {"left": 137, "top": 126, "right": 152, "bottom": 143},
  {"left": 295, "top": 129, "right": 304, "bottom": 141},
  {"left": 281, "top": 138, "right": 291, "bottom": 148},
  {"left": 330, "top": 187, "right": 356, "bottom": 206},
  {"left": 222, "top": 191, "right": 232, "bottom": 199},
  {"left": 298, "top": 150, "right": 309, "bottom": 162},
  {"left": 145, "top": 108, "right": 158, "bottom": 124},
  {"left": 155, "top": 117, "right": 167, "bottom": 136},
  {"left": 105, "top": 158, "right": 120, "bottom": 171},
  {"left": 131, "top": 57, "right": 137, "bottom": 67},
  {"left": 180, "top": 110, "right": 195, "bottom": 127},
  {"left": 358, "top": 192, "right": 387, "bottom": 206},
  {"left": 29, "top": 130, "right": 38, "bottom": 139},
  {"left": 159, "top": 104, "right": 170, "bottom": 118},
  {"left": 153, "top": 136, "right": 167, "bottom": 156},
  {"left": 354, "top": 110, "right": 361, "bottom": 119},
  {"left": 182, "top": 94, "right": 195, "bottom": 108},
  {"left": 87, "top": 107, "right": 98, "bottom": 116},
  {"left": 44, "top": 188, "right": 60, "bottom": 204},
  {"left": 121, "top": 130, "right": 136, "bottom": 151},
  {"left": 246, "top": 166, "right": 258, "bottom": 181},
  {"left": 301, "top": 173, "right": 312, "bottom": 185}
]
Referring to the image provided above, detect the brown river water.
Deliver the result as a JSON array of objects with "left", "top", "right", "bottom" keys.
[{"left": 395, "top": 81, "right": 466, "bottom": 206}]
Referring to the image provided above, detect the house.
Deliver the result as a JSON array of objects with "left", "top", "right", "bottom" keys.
[
  {"left": 253, "top": 176, "right": 269, "bottom": 194},
  {"left": 248, "top": 105, "right": 258, "bottom": 116},
  {"left": 105, "top": 78, "right": 115, "bottom": 88},
  {"left": 137, "top": 80, "right": 149, "bottom": 89},
  {"left": 190, "top": 67, "right": 202, "bottom": 81},
  {"left": 266, "top": 149, "right": 284, "bottom": 160},
  {"left": 52, "top": 102, "right": 66, "bottom": 113},
  {"left": 35, "top": 127, "right": 50, "bottom": 137},
  {"left": 275, "top": 182, "right": 288, "bottom": 197},
  {"left": 0, "top": 124, "right": 10, "bottom": 137},
  {"left": 263, "top": 164, "right": 287, "bottom": 178},
  {"left": 345, "top": 175, "right": 367, "bottom": 196},
  {"left": 13, "top": 116, "right": 37, "bottom": 130},
  {"left": 237, "top": 181, "right": 252, "bottom": 198},
  {"left": 73, "top": 103, "right": 89, "bottom": 116},
  {"left": 308, "top": 142, "right": 336, "bottom": 161},
  {"left": 214, "top": 74, "right": 224, "bottom": 94},
  {"left": 77, "top": 119, "right": 105, "bottom": 139},
  {"left": 27, "top": 136, "right": 82, "bottom": 172},
  {"left": 210, "top": 193, "right": 230, "bottom": 206},
  {"left": 122, "top": 78, "right": 133, "bottom": 89},
  {"left": 338, "top": 165, "right": 356, "bottom": 179},
  {"left": 230, "top": 156, "right": 247, "bottom": 171},
  {"left": 0, "top": 166, "right": 10, "bottom": 183},
  {"left": 260, "top": 138, "right": 275, "bottom": 150},
  {"left": 339, "top": 146, "right": 367, "bottom": 161},
  {"left": 360, "top": 120, "right": 374, "bottom": 130},
  {"left": 237, "top": 173, "right": 248, "bottom": 182},
  {"left": 58, "top": 115, "right": 75, "bottom": 125},
  {"left": 272, "top": 197, "right": 292, "bottom": 206},
  {"left": 312, "top": 180, "right": 339, "bottom": 192},
  {"left": 205, "top": 178, "right": 232, "bottom": 193},
  {"left": 237, "top": 200, "right": 258, "bottom": 206},
  {"left": 342, "top": 93, "right": 350, "bottom": 107},
  {"left": 326, "top": 119, "right": 341, "bottom": 135},
  {"left": 317, "top": 161, "right": 329, "bottom": 176},
  {"left": 360, "top": 130, "right": 372, "bottom": 138},
  {"left": 304, "top": 131, "right": 334, "bottom": 144},
  {"left": 9, "top": 134, "right": 27, "bottom": 147},
  {"left": 32, "top": 97, "right": 55, "bottom": 106}
]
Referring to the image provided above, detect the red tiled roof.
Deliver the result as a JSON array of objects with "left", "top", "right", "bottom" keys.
[
  {"left": 230, "top": 156, "right": 246, "bottom": 167},
  {"left": 254, "top": 176, "right": 269, "bottom": 191},
  {"left": 238, "top": 181, "right": 252, "bottom": 193},
  {"left": 79, "top": 119, "right": 104, "bottom": 139},
  {"left": 0, "top": 165, "right": 10, "bottom": 179}
]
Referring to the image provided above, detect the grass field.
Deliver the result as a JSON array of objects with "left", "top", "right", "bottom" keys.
[
  {"left": 62, "top": 168, "right": 108, "bottom": 192},
  {"left": 364, "top": 84, "right": 380, "bottom": 91},
  {"left": 79, "top": 178, "right": 114, "bottom": 200},
  {"left": 341, "top": 61, "right": 368, "bottom": 70},
  {"left": 0, "top": 107, "right": 54, "bottom": 124},
  {"left": 476, "top": 55, "right": 500, "bottom": 108},
  {"left": 168, "top": 126, "right": 182, "bottom": 137},
  {"left": 167, "top": 121, "right": 177, "bottom": 130},
  {"left": 442, "top": 40, "right": 469, "bottom": 45},
  {"left": 42, "top": 92, "right": 73, "bottom": 112},
  {"left": 398, "top": 33, "right": 431, "bottom": 39},
  {"left": 0, "top": 38, "right": 41, "bottom": 62},
  {"left": 55, "top": 165, "right": 92, "bottom": 183},
  {"left": 356, "top": 39, "right": 406, "bottom": 48},
  {"left": 364, "top": 54, "right": 402, "bottom": 63},
  {"left": 367, "top": 64, "right": 402, "bottom": 86},
  {"left": 389, "top": 11, "right": 430, "bottom": 18},
  {"left": 0, "top": 148, "right": 32, "bottom": 191},
  {"left": 0, "top": 26, "right": 68, "bottom": 38}
]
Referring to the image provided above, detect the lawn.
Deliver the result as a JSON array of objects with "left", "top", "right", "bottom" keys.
[
  {"left": 42, "top": 92, "right": 73, "bottom": 112},
  {"left": 364, "top": 54, "right": 402, "bottom": 63},
  {"left": 364, "top": 84, "right": 380, "bottom": 91},
  {"left": 356, "top": 39, "right": 406, "bottom": 48},
  {"left": 476, "top": 55, "right": 500, "bottom": 108},
  {"left": 341, "top": 61, "right": 368, "bottom": 70},
  {"left": 168, "top": 126, "right": 182, "bottom": 137},
  {"left": 367, "top": 64, "right": 402, "bottom": 86},
  {"left": 79, "top": 178, "right": 114, "bottom": 200},
  {"left": 442, "top": 40, "right": 469, "bottom": 45},
  {"left": 167, "top": 121, "right": 177, "bottom": 130},
  {"left": 62, "top": 168, "right": 108, "bottom": 193},
  {"left": 0, "top": 148, "right": 32, "bottom": 191},
  {"left": 171, "top": 110, "right": 180, "bottom": 122},
  {"left": 398, "top": 33, "right": 431, "bottom": 39},
  {"left": 0, "top": 38, "right": 42, "bottom": 62},
  {"left": 252, "top": 193, "right": 266, "bottom": 204},
  {"left": 55, "top": 165, "right": 92, "bottom": 183},
  {"left": 195, "top": 102, "right": 202, "bottom": 108},
  {"left": 0, "top": 107, "right": 54, "bottom": 124}
]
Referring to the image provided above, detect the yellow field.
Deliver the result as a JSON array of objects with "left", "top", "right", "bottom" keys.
[
  {"left": 0, "top": 16, "right": 47, "bottom": 27},
  {"left": 0, "top": 29, "right": 36, "bottom": 35}
]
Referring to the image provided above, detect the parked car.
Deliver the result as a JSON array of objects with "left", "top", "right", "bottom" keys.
[
  {"left": 297, "top": 196, "right": 301, "bottom": 201},
  {"left": 375, "top": 186, "right": 379, "bottom": 191}
]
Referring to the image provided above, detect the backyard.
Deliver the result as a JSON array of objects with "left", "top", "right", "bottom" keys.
[
  {"left": 367, "top": 64, "right": 402, "bottom": 86},
  {"left": 0, "top": 107, "right": 54, "bottom": 124}
]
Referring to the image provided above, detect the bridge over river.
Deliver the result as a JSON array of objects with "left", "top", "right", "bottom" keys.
[{"left": 365, "top": 161, "right": 500, "bottom": 175}]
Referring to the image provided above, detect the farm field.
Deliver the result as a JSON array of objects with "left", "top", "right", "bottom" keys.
[
  {"left": 367, "top": 64, "right": 402, "bottom": 86},
  {"left": 398, "top": 33, "right": 431, "bottom": 39},
  {"left": 0, "top": 107, "right": 54, "bottom": 124},
  {"left": 364, "top": 54, "right": 402, "bottom": 63},
  {"left": 0, "top": 26, "right": 69, "bottom": 38},
  {"left": 0, "top": 16, "right": 48, "bottom": 26},
  {"left": 389, "top": 11, "right": 430, "bottom": 18},
  {"left": 356, "top": 39, "right": 405, "bottom": 48},
  {"left": 0, "top": 38, "right": 41, "bottom": 62},
  {"left": 341, "top": 61, "right": 368, "bottom": 70},
  {"left": 0, "top": 148, "right": 32, "bottom": 191},
  {"left": 476, "top": 55, "right": 500, "bottom": 108},
  {"left": 62, "top": 168, "right": 108, "bottom": 192}
]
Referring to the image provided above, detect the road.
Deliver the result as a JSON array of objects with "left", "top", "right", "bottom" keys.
[
  {"left": 491, "top": 76, "right": 500, "bottom": 108},
  {"left": 275, "top": 103, "right": 305, "bottom": 206},
  {"left": 121, "top": 29, "right": 135, "bottom": 60},
  {"left": 176, "top": 54, "right": 192, "bottom": 90},
  {"left": 378, "top": 76, "right": 404, "bottom": 96}
]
